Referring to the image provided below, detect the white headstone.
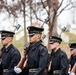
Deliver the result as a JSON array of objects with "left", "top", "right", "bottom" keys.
[
  {"left": 15, "top": 30, "right": 24, "bottom": 40},
  {"left": 57, "top": 26, "right": 69, "bottom": 43}
]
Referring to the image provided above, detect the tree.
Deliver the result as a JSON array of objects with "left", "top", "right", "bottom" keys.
[
  {"left": 0, "top": 0, "right": 28, "bottom": 47},
  {"left": 30, "top": 0, "right": 76, "bottom": 36},
  {"left": 0, "top": 0, "right": 76, "bottom": 47}
]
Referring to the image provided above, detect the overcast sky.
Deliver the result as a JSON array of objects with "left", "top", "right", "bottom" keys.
[
  {"left": 57, "top": 0, "right": 76, "bottom": 28},
  {"left": 0, "top": 0, "right": 76, "bottom": 30}
]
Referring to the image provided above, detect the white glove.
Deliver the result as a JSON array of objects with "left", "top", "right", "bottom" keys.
[
  {"left": 14, "top": 66, "right": 22, "bottom": 74},
  {"left": 69, "top": 72, "right": 75, "bottom": 75}
]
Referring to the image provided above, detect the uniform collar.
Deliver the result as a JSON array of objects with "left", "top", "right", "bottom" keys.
[
  {"left": 31, "top": 40, "right": 42, "bottom": 51},
  {"left": 53, "top": 48, "right": 60, "bottom": 56},
  {"left": 4, "top": 44, "right": 13, "bottom": 52}
]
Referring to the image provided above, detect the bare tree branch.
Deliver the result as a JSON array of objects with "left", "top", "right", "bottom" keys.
[
  {"left": 41, "top": 0, "right": 48, "bottom": 14},
  {"left": 57, "top": 0, "right": 64, "bottom": 11},
  {"left": 57, "top": 0, "right": 76, "bottom": 17},
  {"left": 32, "top": 7, "right": 45, "bottom": 23},
  {"left": 57, "top": 3, "right": 71, "bottom": 17},
  {"left": 27, "top": 0, "right": 45, "bottom": 23}
]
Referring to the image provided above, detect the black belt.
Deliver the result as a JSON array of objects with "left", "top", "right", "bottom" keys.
[
  {"left": 29, "top": 68, "right": 38, "bottom": 72},
  {"left": 29, "top": 68, "right": 48, "bottom": 73},
  {"left": 53, "top": 70, "right": 60, "bottom": 74},
  {"left": 3, "top": 69, "right": 8, "bottom": 73}
]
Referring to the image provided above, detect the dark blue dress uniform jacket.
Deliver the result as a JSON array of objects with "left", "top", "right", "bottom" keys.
[
  {"left": 70, "top": 55, "right": 76, "bottom": 70},
  {"left": 27, "top": 40, "right": 49, "bottom": 75},
  {"left": 0, "top": 59, "right": 3, "bottom": 75},
  {"left": 48, "top": 48, "right": 68, "bottom": 75},
  {"left": 1, "top": 44, "right": 21, "bottom": 75}
]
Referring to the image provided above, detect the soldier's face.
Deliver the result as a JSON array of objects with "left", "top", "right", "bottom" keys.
[
  {"left": 49, "top": 42, "right": 59, "bottom": 51},
  {"left": 70, "top": 48, "right": 76, "bottom": 55},
  {"left": 29, "top": 34, "right": 41, "bottom": 44},
  {"left": 1, "top": 37, "right": 12, "bottom": 46},
  {"left": 1, "top": 37, "right": 9, "bottom": 45}
]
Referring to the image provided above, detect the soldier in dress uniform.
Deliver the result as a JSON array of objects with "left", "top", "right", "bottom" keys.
[
  {"left": 14, "top": 26, "right": 49, "bottom": 75},
  {"left": 48, "top": 36, "right": 68, "bottom": 75},
  {"left": 69, "top": 43, "right": 76, "bottom": 70},
  {"left": 0, "top": 30, "right": 21, "bottom": 75}
]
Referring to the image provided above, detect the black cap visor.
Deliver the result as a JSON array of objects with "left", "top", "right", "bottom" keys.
[
  {"left": 1, "top": 34, "right": 13, "bottom": 40},
  {"left": 28, "top": 33, "right": 35, "bottom": 37},
  {"left": 70, "top": 48, "right": 74, "bottom": 51},
  {"left": 49, "top": 40, "right": 61, "bottom": 44}
]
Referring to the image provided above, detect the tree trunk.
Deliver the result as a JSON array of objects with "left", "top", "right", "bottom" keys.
[
  {"left": 51, "top": 11, "right": 58, "bottom": 36},
  {"left": 22, "top": 0, "right": 28, "bottom": 47}
]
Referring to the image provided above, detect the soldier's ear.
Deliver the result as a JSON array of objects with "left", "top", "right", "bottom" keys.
[
  {"left": 8, "top": 37, "right": 13, "bottom": 41},
  {"left": 37, "top": 34, "right": 41, "bottom": 39}
]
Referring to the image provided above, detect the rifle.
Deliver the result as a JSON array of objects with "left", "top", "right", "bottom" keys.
[
  {"left": 47, "top": 27, "right": 67, "bottom": 72},
  {"left": 15, "top": 16, "right": 50, "bottom": 70},
  {"left": 13, "top": 24, "right": 21, "bottom": 32},
  {"left": 0, "top": 46, "right": 5, "bottom": 58},
  {"left": 16, "top": 43, "right": 30, "bottom": 69},
  {"left": 58, "top": 27, "right": 66, "bottom": 37},
  {"left": 16, "top": 17, "right": 52, "bottom": 71},
  {"left": 0, "top": 47, "right": 5, "bottom": 65}
]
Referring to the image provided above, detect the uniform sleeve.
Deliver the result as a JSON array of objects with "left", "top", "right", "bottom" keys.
[
  {"left": 34, "top": 47, "right": 49, "bottom": 75},
  {"left": 59, "top": 53, "right": 68, "bottom": 75},
  {"left": 71, "top": 56, "right": 76, "bottom": 69},
  {"left": 5, "top": 50, "right": 21, "bottom": 75}
]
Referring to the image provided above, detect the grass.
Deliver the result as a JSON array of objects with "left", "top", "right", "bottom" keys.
[
  {"left": 13, "top": 37, "right": 25, "bottom": 56},
  {"left": 60, "top": 31, "right": 76, "bottom": 58},
  {"left": 65, "top": 31, "right": 76, "bottom": 43}
]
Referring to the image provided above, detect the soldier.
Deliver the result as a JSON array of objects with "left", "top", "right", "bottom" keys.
[
  {"left": 48, "top": 36, "right": 68, "bottom": 75},
  {"left": 14, "top": 26, "right": 49, "bottom": 75},
  {"left": 69, "top": 43, "right": 76, "bottom": 70},
  {"left": 0, "top": 30, "right": 21, "bottom": 75}
]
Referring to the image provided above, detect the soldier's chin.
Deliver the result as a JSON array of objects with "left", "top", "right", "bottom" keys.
[
  {"left": 30, "top": 41, "right": 34, "bottom": 44},
  {"left": 51, "top": 48, "right": 56, "bottom": 51},
  {"left": 3, "top": 44, "right": 6, "bottom": 47}
]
